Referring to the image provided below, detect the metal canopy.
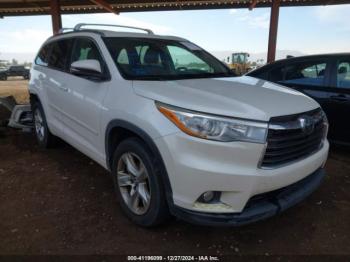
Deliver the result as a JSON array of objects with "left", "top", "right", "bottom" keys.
[
  {"left": 1, "top": 0, "right": 350, "bottom": 16},
  {"left": 0, "top": 0, "right": 349, "bottom": 63}
]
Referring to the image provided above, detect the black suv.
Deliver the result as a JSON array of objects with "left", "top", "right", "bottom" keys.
[
  {"left": 0, "top": 66, "right": 30, "bottom": 80},
  {"left": 247, "top": 53, "right": 350, "bottom": 145}
]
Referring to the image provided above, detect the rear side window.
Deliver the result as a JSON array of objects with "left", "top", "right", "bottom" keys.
[
  {"left": 281, "top": 61, "right": 327, "bottom": 87},
  {"left": 35, "top": 44, "right": 51, "bottom": 66},
  {"left": 10, "top": 66, "right": 23, "bottom": 71},
  {"left": 48, "top": 39, "right": 73, "bottom": 71},
  {"left": 336, "top": 60, "right": 350, "bottom": 89}
]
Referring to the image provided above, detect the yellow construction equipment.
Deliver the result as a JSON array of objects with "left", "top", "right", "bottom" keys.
[{"left": 228, "top": 52, "right": 251, "bottom": 75}]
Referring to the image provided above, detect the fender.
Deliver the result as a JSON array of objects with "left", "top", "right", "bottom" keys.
[{"left": 105, "top": 119, "right": 174, "bottom": 206}]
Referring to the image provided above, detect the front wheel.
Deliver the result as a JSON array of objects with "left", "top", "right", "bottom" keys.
[
  {"left": 112, "top": 137, "right": 170, "bottom": 227},
  {"left": 32, "top": 101, "right": 57, "bottom": 148}
]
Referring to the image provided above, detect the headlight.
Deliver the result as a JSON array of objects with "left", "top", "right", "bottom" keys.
[
  {"left": 156, "top": 102, "right": 268, "bottom": 143},
  {"left": 321, "top": 110, "right": 329, "bottom": 140}
]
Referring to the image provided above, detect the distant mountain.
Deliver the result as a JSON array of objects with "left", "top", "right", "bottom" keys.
[{"left": 211, "top": 50, "right": 306, "bottom": 64}]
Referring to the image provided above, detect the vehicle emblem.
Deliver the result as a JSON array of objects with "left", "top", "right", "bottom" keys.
[{"left": 298, "top": 115, "right": 314, "bottom": 135}]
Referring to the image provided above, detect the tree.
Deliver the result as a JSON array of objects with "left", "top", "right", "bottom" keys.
[{"left": 11, "top": 58, "right": 18, "bottom": 65}]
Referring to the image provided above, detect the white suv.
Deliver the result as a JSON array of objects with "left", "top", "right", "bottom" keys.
[{"left": 29, "top": 24, "right": 329, "bottom": 227}]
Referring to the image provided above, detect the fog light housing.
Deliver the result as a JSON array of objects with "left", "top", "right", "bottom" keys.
[
  {"left": 198, "top": 191, "right": 220, "bottom": 203},
  {"left": 203, "top": 191, "right": 214, "bottom": 202}
]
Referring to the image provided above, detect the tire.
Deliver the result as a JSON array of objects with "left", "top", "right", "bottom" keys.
[
  {"left": 112, "top": 137, "right": 170, "bottom": 227},
  {"left": 0, "top": 75, "right": 7, "bottom": 81},
  {"left": 32, "top": 101, "right": 57, "bottom": 148}
]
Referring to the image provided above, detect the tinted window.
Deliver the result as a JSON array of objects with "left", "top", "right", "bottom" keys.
[
  {"left": 9, "top": 66, "right": 24, "bottom": 71},
  {"left": 48, "top": 39, "right": 73, "bottom": 70},
  {"left": 337, "top": 60, "right": 350, "bottom": 89},
  {"left": 35, "top": 44, "right": 51, "bottom": 67},
  {"left": 268, "top": 66, "right": 284, "bottom": 82},
  {"left": 281, "top": 61, "right": 326, "bottom": 86}
]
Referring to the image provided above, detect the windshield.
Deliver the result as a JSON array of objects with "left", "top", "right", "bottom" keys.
[{"left": 103, "top": 37, "right": 234, "bottom": 80}]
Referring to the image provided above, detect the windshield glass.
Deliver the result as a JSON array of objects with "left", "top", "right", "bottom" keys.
[{"left": 103, "top": 37, "right": 234, "bottom": 80}]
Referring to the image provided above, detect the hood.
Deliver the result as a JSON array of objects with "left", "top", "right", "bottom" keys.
[{"left": 132, "top": 76, "right": 320, "bottom": 121}]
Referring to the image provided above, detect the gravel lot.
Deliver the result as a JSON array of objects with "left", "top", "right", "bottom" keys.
[{"left": 0, "top": 79, "right": 349, "bottom": 257}]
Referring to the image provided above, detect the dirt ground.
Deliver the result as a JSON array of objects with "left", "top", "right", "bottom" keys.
[
  {"left": 0, "top": 79, "right": 349, "bottom": 257},
  {"left": 0, "top": 77, "right": 30, "bottom": 104}
]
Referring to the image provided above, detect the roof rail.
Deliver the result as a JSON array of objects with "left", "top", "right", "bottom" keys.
[
  {"left": 58, "top": 28, "right": 74, "bottom": 34},
  {"left": 73, "top": 23, "right": 154, "bottom": 35}
]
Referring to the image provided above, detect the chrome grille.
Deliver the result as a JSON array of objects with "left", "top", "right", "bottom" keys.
[{"left": 261, "top": 108, "right": 327, "bottom": 168}]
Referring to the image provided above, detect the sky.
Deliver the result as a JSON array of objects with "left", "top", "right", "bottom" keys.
[{"left": 0, "top": 4, "right": 349, "bottom": 63}]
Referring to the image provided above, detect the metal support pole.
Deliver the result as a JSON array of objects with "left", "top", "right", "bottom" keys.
[
  {"left": 267, "top": 0, "right": 280, "bottom": 63},
  {"left": 50, "top": 0, "right": 62, "bottom": 35}
]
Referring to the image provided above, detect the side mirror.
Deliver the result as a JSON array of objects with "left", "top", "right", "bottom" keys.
[{"left": 70, "top": 59, "right": 105, "bottom": 80}]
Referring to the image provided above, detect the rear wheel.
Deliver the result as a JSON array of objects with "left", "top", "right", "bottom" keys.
[
  {"left": 0, "top": 75, "right": 7, "bottom": 81},
  {"left": 112, "top": 137, "right": 170, "bottom": 227},
  {"left": 32, "top": 101, "right": 57, "bottom": 148}
]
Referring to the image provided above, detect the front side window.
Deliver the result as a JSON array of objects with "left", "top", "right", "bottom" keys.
[
  {"left": 336, "top": 60, "right": 350, "bottom": 89},
  {"left": 103, "top": 37, "right": 233, "bottom": 80},
  {"left": 281, "top": 61, "right": 327, "bottom": 86},
  {"left": 48, "top": 39, "right": 73, "bottom": 71},
  {"left": 71, "top": 38, "right": 104, "bottom": 63}
]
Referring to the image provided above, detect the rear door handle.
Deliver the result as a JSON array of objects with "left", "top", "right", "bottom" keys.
[{"left": 330, "top": 95, "right": 349, "bottom": 102}]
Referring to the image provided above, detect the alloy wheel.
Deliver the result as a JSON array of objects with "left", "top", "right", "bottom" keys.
[
  {"left": 117, "top": 152, "right": 151, "bottom": 215},
  {"left": 34, "top": 109, "right": 45, "bottom": 141}
]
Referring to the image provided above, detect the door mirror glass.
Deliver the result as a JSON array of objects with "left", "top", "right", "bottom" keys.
[{"left": 70, "top": 59, "right": 103, "bottom": 79}]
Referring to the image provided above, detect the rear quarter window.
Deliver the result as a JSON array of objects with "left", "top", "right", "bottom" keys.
[{"left": 35, "top": 44, "right": 51, "bottom": 67}]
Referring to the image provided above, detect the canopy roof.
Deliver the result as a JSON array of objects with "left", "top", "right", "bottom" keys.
[{"left": 1, "top": 0, "right": 350, "bottom": 16}]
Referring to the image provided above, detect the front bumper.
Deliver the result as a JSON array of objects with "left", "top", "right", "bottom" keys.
[
  {"left": 155, "top": 132, "right": 329, "bottom": 214},
  {"left": 171, "top": 167, "right": 326, "bottom": 226}
]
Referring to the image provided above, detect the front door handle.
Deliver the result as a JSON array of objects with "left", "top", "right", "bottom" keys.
[
  {"left": 58, "top": 85, "right": 68, "bottom": 92},
  {"left": 330, "top": 95, "right": 348, "bottom": 102}
]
